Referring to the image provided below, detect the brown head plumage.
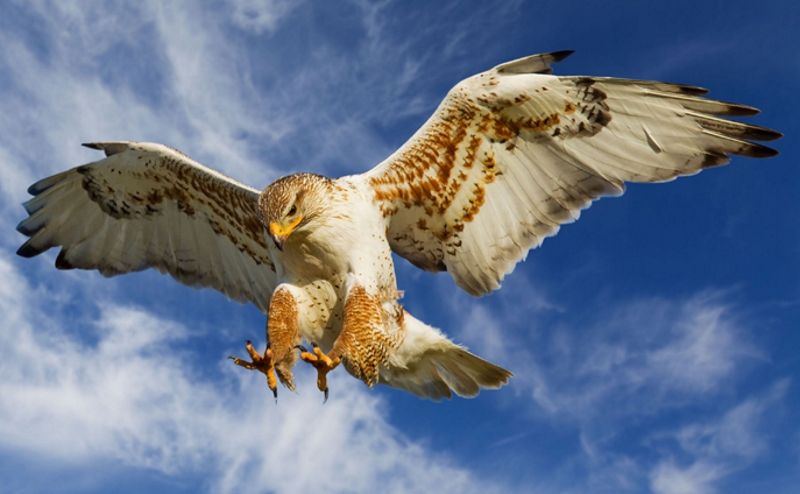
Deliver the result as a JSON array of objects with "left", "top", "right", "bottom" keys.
[{"left": 259, "top": 173, "right": 332, "bottom": 250}]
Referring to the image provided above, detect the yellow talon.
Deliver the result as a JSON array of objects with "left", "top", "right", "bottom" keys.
[
  {"left": 296, "top": 343, "right": 340, "bottom": 402},
  {"left": 230, "top": 340, "right": 278, "bottom": 401}
]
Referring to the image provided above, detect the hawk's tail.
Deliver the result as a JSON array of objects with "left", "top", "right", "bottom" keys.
[{"left": 378, "top": 312, "right": 512, "bottom": 400}]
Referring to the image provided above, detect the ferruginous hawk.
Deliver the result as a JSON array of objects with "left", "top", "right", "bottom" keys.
[{"left": 16, "top": 51, "right": 781, "bottom": 401}]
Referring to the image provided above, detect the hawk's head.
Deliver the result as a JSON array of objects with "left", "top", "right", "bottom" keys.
[{"left": 259, "top": 173, "right": 332, "bottom": 251}]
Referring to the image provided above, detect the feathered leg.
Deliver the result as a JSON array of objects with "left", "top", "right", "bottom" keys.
[
  {"left": 230, "top": 286, "right": 300, "bottom": 400},
  {"left": 298, "top": 284, "right": 403, "bottom": 400}
]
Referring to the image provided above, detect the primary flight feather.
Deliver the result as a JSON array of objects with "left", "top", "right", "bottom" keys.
[{"left": 16, "top": 51, "right": 781, "bottom": 401}]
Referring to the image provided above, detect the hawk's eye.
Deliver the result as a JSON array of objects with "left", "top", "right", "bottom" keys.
[{"left": 288, "top": 205, "right": 297, "bottom": 216}]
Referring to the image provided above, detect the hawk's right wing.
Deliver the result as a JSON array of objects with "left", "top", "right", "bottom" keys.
[{"left": 17, "top": 142, "right": 277, "bottom": 313}]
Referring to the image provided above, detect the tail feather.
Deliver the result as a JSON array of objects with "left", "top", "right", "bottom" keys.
[{"left": 378, "top": 312, "right": 512, "bottom": 400}]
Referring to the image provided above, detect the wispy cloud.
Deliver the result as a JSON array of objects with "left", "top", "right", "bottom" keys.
[
  {"left": 648, "top": 380, "right": 789, "bottom": 494},
  {"left": 0, "top": 0, "right": 296, "bottom": 206},
  {"left": 650, "top": 460, "right": 726, "bottom": 494},
  {"left": 0, "top": 252, "right": 497, "bottom": 493},
  {"left": 439, "top": 283, "right": 776, "bottom": 491},
  {"left": 474, "top": 290, "right": 763, "bottom": 419},
  {"left": 227, "top": 0, "right": 297, "bottom": 35}
]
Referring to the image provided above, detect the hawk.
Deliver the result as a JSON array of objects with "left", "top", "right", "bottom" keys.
[{"left": 16, "top": 51, "right": 781, "bottom": 401}]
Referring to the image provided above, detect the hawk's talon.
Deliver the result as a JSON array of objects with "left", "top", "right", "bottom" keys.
[
  {"left": 230, "top": 340, "right": 278, "bottom": 401},
  {"left": 296, "top": 343, "right": 340, "bottom": 401}
]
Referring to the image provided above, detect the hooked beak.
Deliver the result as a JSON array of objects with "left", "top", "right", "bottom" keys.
[
  {"left": 271, "top": 231, "right": 285, "bottom": 251},
  {"left": 269, "top": 216, "right": 302, "bottom": 251}
]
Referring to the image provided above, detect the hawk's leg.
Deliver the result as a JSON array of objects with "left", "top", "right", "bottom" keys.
[
  {"left": 296, "top": 343, "right": 340, "bottom": 402},
  {"left": 230, "top": 286, "right": 301, "bottom": 401},
  {"left": 296, "top": 284, "right": 403, "bottom": 401},
  {"left": 229, "top": 340, "right": 278, "bottom": 400}
]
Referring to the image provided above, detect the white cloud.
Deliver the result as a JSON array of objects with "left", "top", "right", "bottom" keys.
[
  {"left": 469, "top": 291, "right": 764, "bottom": 419},
  {"left": 0, "top": 0, "right": 293, "bottom": 206},
  {"left": 438, "top": 284, "right": 776, "bottom": 491},
  {"left": 674, "top": 380, "right": 789, "bottom": 460},
  {"left": 0, "top": 252, "right": 495, "bottom": 493},
  {"left": 644, "top": 296, "right": 760, "bottom": 394},
  {"left": 438, "top": 276, "right": 765, "bottom": 428},
  {"left": 648, "top": 380, "right": 789, "bottom": 494},
  {"left": 650, "top": 460, "right": 725, "bottom": 494},
  {"left": 228, "top": 0, "right": 296, "bottom": 35}
]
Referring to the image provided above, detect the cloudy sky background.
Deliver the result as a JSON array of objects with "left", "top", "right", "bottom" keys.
[{"left": 1, "top": 1, "right": 799, "bottom": 493}]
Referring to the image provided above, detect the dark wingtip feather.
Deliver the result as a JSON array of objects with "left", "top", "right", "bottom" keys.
[
  {"left": 768, "top": 130, "right": 784, "bottom": 141},
  {"left": 742, "top": 125, "right": 783, "bottom": 142},
  {"left": 16, "top": 241, "right": 44, "bottom": 258},
  {"left": 16, "top": 218, "right": 39, "bottom": 236},
  {"left": 550, "top": 50, "right": 575, "bottom": 63},
  {"left": 27, "top": 175, "right": 62, "bottom": 195},
  {"left": 678, "top": 84, "right": 709, "bottom": 96},
  {"left": 715, "top": 102, "right": 761, "bottom": 117},
  {"left": 82, "top": 142, "right": 130, "bottom": 157},
  {"left": 648, "top": 81, "right": 709, "bottom": 95},
  {"left": 495, "top": 50, "right": 576, "bottom": 75},
  {"left": 55, "top": 250, "right": 76, "bottom": 270},
  {"left": 701, "top": 152, "right": 731, "bottom": 169},
  {"left": 694, "top": 115, "right": 784, "bottom": 143},
  {"left": 750, "top": 145, "right": 780, "bottom": 158},
  {"left": 736, "top": 142, "right": 780, "bottom": 159}
]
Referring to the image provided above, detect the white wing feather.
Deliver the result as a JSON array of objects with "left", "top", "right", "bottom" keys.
[
  {"left": 362, "top": 51, "right": 781, "bottom": 296},
  {"left": 17, "top": 142, "right": 276, "bottom": 312}
]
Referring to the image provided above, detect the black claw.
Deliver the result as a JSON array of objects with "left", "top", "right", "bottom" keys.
[
  {"left": 295, "top": 345, "right": 309, "bottom": 353},
  {"left": 228, "top": 356, "right": 234, "bottom": 360},
  {"left": 272, "top": 387, "right": 278, "bottom": 404},
  {"left": 323, "top": 387, "right": 329, "bottom": 404},
  {"left": 246, "top": 339, "right": 252, "bottom": 345},
  {"left": 311, "top": 342, "right": 319, "bottom": 348}
]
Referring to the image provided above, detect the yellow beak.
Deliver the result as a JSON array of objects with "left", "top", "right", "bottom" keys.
[{"left": 269, "top": 215, "right": 302, "bottom": 251}]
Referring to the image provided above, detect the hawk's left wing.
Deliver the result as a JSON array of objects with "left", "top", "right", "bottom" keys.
[
  {"left": 17, "top": 142, "right": 277, "bottom": 312},
  {"left": 360, "top": 51, "right": 782, "bottom": 296}
]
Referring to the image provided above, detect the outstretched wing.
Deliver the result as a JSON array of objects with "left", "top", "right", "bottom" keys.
[
  {"left": 17, "top": 142, "right": 276, "bottom": 312},
  {"left": 361, "top": 51, "right": 782, "bottom": 296}
]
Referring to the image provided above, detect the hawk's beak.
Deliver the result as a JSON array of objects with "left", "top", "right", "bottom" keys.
[{"left": 269, "top": 216, "right": 302, "bottom": 251}]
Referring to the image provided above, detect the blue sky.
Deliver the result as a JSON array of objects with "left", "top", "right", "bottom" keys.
[{"left": 1, "top": 1, "right": 798, "bottom": 493}]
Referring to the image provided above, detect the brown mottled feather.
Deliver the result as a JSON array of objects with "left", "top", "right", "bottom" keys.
[
  {"left": 332, "top": 286, "right": 404, "bottom": 387},
  {"left": 16, "top": 142, "right": 277, "bottom": 311},
  {"left": 363, "top": 51, "right": 781, "bottom": 296},
  {"left": 266, "top": 287, "right": 301, "bottom": 390}
]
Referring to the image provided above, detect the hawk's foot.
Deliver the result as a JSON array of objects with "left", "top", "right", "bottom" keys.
[
  {"left": 296, "top": 343, "right": 341, "bottom": 402},
  {"left": 229, "top": 340, "right": 278, "bottom": 401}
]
